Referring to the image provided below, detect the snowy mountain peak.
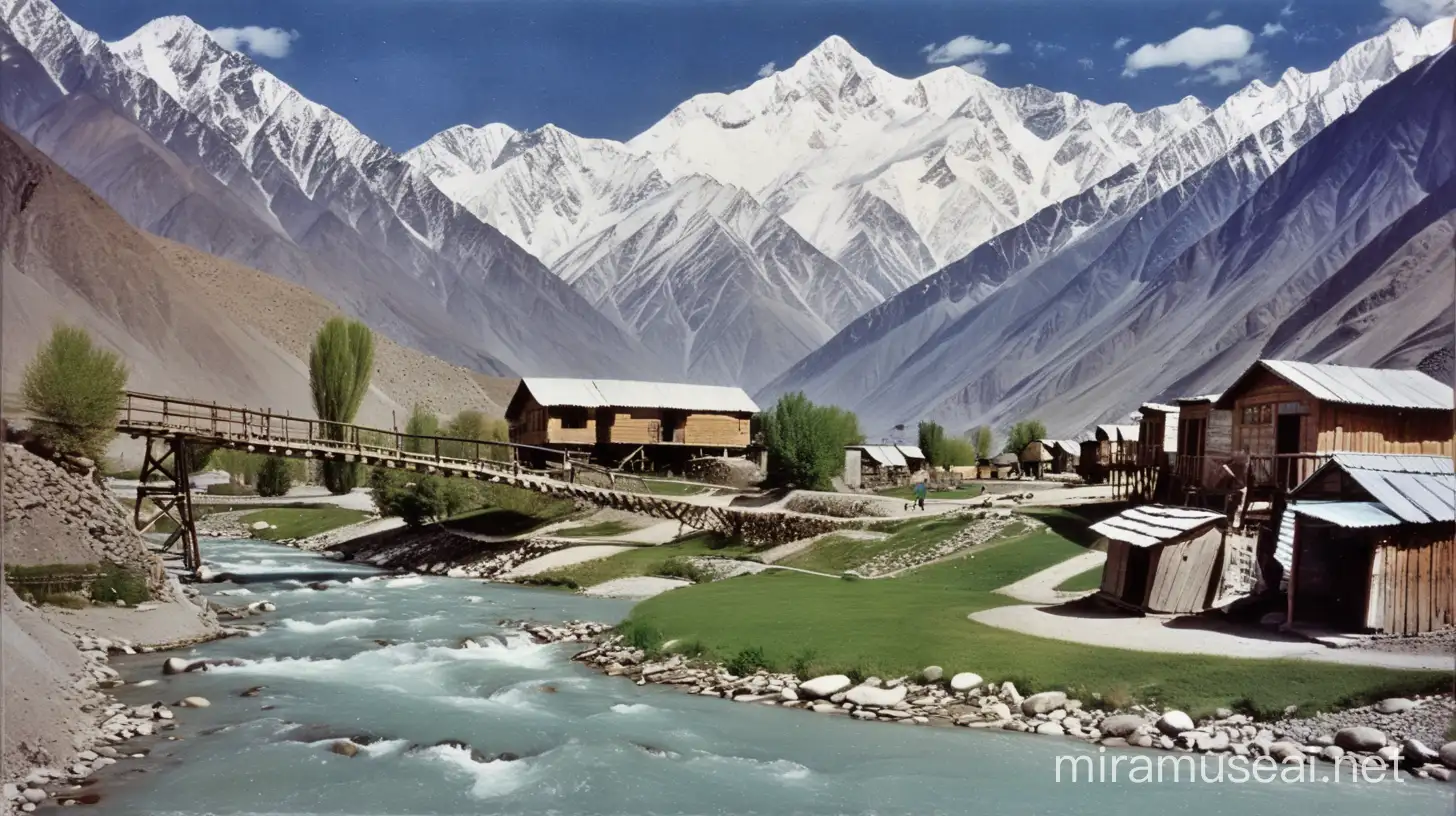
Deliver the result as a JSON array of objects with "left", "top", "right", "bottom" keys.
[{"left": 401, "top": 122, "right": 516, "bottom": 178}]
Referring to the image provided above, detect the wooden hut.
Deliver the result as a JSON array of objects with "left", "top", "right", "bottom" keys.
[
  {"left": 1212, "top": 360, "right": 1453, "bottom": 493},
  {"left": 1078, "top": 424, "right": 1139, "bottom": 484},
  {"left": 505, "top": 378, "right": 758, "bottom": 469},
  {"left": 1280, "top": 454, "right": 1455, "bottom": 635},
  {"left": 847, "top": 445, "right": 911, "bottom": 488},
  {"left": 1136, "top": 404, "right": 1179, "bottom": 467},
  {"left": 1171, "top": 394, "right": 1235, "bottom": 497},
  {"left": 1092, "top": 506, "right": 1229, "bottom": 614},
  {"left": 1019, "top": 439, "right": 1079, "bottom": 478}
]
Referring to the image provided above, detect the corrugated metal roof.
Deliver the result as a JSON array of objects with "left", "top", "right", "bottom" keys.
[
  {"left": 1294, "top": 454, "right": 1454, "bottom": 524},
  {"left": 896, "top": 445, "right": 927, "bottom": 461},
  {"left": 1090, "top": 506, "right": 1224, "bottom": 548},
  {"left": 852, "top": 445, "right": 908, "bottom": 468},
  {"left": 991, "top": 453, "right": 1020, "bottom": 466},
  {"left": 1036, "top": 439, "right": 1080, "bottom": 456},
  {"left": 1275, "top": 511, "right": 1294, "bottom": 579},
  {"left": 1217, "top": 361, "right": 1452, "bottom": 410},
  {"left": 1140, "top": 403, "right": 1179, "bottom": 414},
  {"left": 1175, "top": 393, "right": 1222, "bottom": 406},
  {"left": 1095, "top": 424, "right": 1140, "bottom": 442},
  {"left": 1290, "top": 502, "right": 1404, "bottom": 528},
  {"left": 520, "top": 378, "right": 760, "bottom": 413}
]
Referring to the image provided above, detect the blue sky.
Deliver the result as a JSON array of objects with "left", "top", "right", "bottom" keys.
[{"left": 55, "top": 0, "right": 1452, "bottom": 150}]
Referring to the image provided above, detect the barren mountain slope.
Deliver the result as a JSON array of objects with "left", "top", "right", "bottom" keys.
[{"left": 0, "top": 124, "right": 504, "bottom": 429}]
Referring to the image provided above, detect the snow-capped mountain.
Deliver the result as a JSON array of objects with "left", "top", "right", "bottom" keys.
[
  {"left": 764, "top": 21, "right": 1454, "bottom": 435},
  {"left": 0, "top": 0, "right": 660, "bottom": 381},
  {"left": 406, "top": 123, "right": 670, "bottom": 264},
  {"left": 554, "top": 175, "right": 883, "bottom": 390}
]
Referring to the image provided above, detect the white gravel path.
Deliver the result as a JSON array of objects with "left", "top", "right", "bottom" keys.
[
  {"left": 503, "top": 545, "right": 634, "bottom": 578},
  {"left": 969, "top": 605, "right": 1451, "bottom": 670},
  {"left": 580, "top": 576, "right": 691, "bottom": 600},
  {"left": 994, "top": 550, "right": 1106, "bottom": 604}
]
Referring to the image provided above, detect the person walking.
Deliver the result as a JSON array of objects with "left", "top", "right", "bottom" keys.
[{"left": 914, "top": 479, "right": 927, "bottom": 511}]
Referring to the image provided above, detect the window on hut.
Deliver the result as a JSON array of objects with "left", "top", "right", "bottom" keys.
[{"left": 559, "top": 407, "right": 590, "bottom": 429}]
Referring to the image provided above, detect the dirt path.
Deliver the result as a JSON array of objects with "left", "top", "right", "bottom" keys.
[
  {"left": 581, "top": 576, "right": 692, "bottom": 599},
  {"left": 503, "top": 545, "right": 635, "bottom": 578},
  {"left": 994, "top": 550, "right": 1106, "bottom": 604},
  {"left": 969, "top": 605, "right": 1450, "bottom": 670}
]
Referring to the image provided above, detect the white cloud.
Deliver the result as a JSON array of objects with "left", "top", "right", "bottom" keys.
[
  {"left": 1281, "top": 1, "right": 1296, "bottom": 16},
  {"left": 757, "top": 61, "right": 776, "bottom": 78},
  {"left": 958, "top": 58, "right": 990, "bottom": 76},
  {"left": 1112, "top": 36, "right": 1132, "bottom": 50},
  {"left": 209, "top": 25, "right": 299, "bottom": 59},
  {"left": 1031, "top": 40, "right": 1067, "bottom": 58},
  {"left": 1207, "top": 10, "right": 1224, "bottom": 21},
  {"left": 921, "top": 34, "right": 1012, "bottom": 65},
  {"left": 1078, "top": 57, "right": 1096, "bottom": 70},
  {"left": 1193, "top": 52, "right": 1268, "bottom": 85},
  {"left": 1262, "top": 22, "right": 1287, "bottom": 36},
  {"left": 1122, "top": 25, "right": 1255, "bottom": 76},
  {"left": 1380, "top": 0, "right": 1456, "bottom": 25}
]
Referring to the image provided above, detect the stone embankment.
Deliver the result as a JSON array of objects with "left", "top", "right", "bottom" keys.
[{"left": 525, "top": 622, "right": 1456, "bottom": 784}]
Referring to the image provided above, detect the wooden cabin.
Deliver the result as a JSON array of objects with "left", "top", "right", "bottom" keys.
[
  {"left": 1078, "top": 424, "right": 1139, "bottom": 484},
  {"left": 505, "top": 378, "right": 758, "bottom": 469},
  {"left": 1019, "top": 439, "right": 1079, "bottom": 478},
  {"left": 1281, "top": 454, "right": 1455, "bottom": 635},
  {"left": 1136, "top": 404, "right": 1179, "bottom": 467},
  {"left": 1212, "top": 360, "right": 1453, "bottom": 492},
  {"left": 846, "top": 444, "right": 925, "bottom": 488},
  {"left": 1171, "top": 394, "right": 1235, "bottom": 496},
  {"left": 1092, "top": 506, "right": 1229, "bottom": 614}
]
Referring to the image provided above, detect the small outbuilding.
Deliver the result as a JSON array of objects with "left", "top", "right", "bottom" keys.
[
  {"left": 1092, "top": 506, "right": 1228, "bottom": 614},
  {"left": 1019, "top": 439, "right": 1080, "bottom": 478},
  {"left": 847, "top": 444, "right": 911, "bottom": 488},
  {"left": 1281, "top": 453, "right": 1455, "bottom": 635}
]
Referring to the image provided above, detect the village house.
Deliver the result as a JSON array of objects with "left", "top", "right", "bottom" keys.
[
  {"left": 1018, "top": 439, "right": 1080, "bottom": 478},
  {"left": 1211, "top": 360, "right": 1453, "bottom": 493},
  {"left": 1169, "top": 393, "right": 1235, "bottom": 500},
  {"left": 1279, "top": 454, "right": 1455, "bottom": 635},
  {"left": 1078, "top": 422, "right": 1139, "bottom": 484},
  {"left": 844, "top": 444, "right": 926, "bottom": 489},
  {"left": 505, "top": 378, "right": 759, "bottom": 471},
  {"left": 1090, "top": 505, "right": 1248, "bottom": 615},
  {"left": 1136, "top": 404, "right": 1180, "bottom": 467}
]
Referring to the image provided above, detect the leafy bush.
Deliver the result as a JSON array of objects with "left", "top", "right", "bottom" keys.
[
  {"left": 935, "top": 437, "right": 977, "bottom": 468},
  {"left": 442, "top": 410, "right": 510, "bottom": 461},
  {"left": 370, "top": 470, "right": 483, "bottom": 526},
  {"left": 256, "top": 456, "right": 293, "bottom": 498},
  {"left": 403, "top": 404, "right": 439, "bottom": 454},
  {"left": 652, "top": 557, "right": 713, "bottom": 584},
  {"left": 309, "top": 318, "right": 374, "bottom": 494},
  {"left": 789, "top": 648, "right": 818, "bottom": 678},
  {"left": 515, "top": 575, "right": 580, "bottom": 590},
  {"left": 89, "top": 563, "right": 150, "bottom": 605},
  {"left": 723, "top": 646, "right": 768, "bottom": 677},
  {"left": 616, "top": 619, "right": 663, "bottom": 653},
  {"left": 758, "top": 392, "right": 862, "bottom": 490},
  {"left": 21, "top": 326, "right": 128, "bottom": 460},
  {"left": 4, "top": 562, "right": 148, "bottom": 606}
]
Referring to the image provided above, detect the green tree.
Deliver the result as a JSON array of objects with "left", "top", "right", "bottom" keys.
[
  {"left": 917, "top": 421, "right": 946, "bottom": 469},
  {"left": 1004, "top": 419, "right": 1049, "bottom": 455},
  {"left": 936, "top": 437, "right": 977, "bottom": 469},
  {"left": 309, "top": 318, "right": 375, "bottom": 494},
  {"left": 969, "top": 425, "right": 995, "bottom": 461},
  {"left": 370, "top": 470, "right": 479, "bottom": 527},
  {"left": 255, "top": 456, "right": 293, "bottom": 497},
  {"left": 403, "top": 405, "right": 439, "bottom": 454},
  {"left": 443, "top": 409, "right": 509, "bottom": 460},
  {"left": 21, "top": 326, "right": 128, "bottom": 460},
  {"left": 758, "top": 393, "right": 859, "bottom": 490}
]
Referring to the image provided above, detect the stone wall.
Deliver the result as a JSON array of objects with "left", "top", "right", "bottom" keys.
[{"left": 2, "top": 444, "right": 164, "bottom": 592}]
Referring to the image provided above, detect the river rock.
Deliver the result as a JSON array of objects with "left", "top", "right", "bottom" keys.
[
  {"left": 985, "top": 702, "right": 1011, "bottom": 721},
  {"left": 921, "top": 666, "right": 943, "bottom": 683},
  {"left": 1320, "top": 746, "right": 1345, "bottom": 763},
  {"left": 1020, "top": 691, "right": 1067, "bottom": 716},
  {"left": 779, "top": 688, "right": 799, "bottom": 702},
  {"left": 1373, "top": 697, "right": 1415, "bottom": 715},
  {"left": 1156, "top": 711, "right": 1195, "bottom": 737},
  {"left": 798, "top": 675, "right": 852, "bottom": 699},
  {"left": 179, "top": 697, "right": 211, "bottom": 708},
  {"left": 1035, "top": 722, "right": 1065, "bottom": 736},
  {"left": 1268, "top": 742, "right": 1306, "bottom": 764},
  {"left": 1403, "top": 739, "right": 1440, "bottom": 765},
  {"left": 1100, "top": 714, "right": 1146, "bottom": 738},
  {"left": 845, "top": 684, "right": 907, "bottom": 708},
  {"left": 251, "top": 521, "right": 271, "bottom": 531},
  {"left": 22, "top": 789, "right": 46, "bottom": 804},
  {"left": 1439, "top": 742, "right": 1456, "bottom": 769},
  {"left": 162, "top": 658, "right": 189, "bottom": 675},
  {"left": 330, "top": 741, "right": 360, "bottom": 758},
  {"left": 999, "top": 682, "right": 1023, "bottom": 706},
  {"left": 949, "top": 672, "right": 982, "bottom": 693},
  {"left": 1334, "top": 727, "right": 1386, "bottom": 752}
]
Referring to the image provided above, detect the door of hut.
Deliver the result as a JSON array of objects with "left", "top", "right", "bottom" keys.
[
  {"left": 1123, "top": 548, "right": 1151, "bottom": 608},
  {"left": 1275, "top": 414, "right": 1302, "bottom": 488},
  {"left": 1292, "top": 527, "right": 1372, "bottom": 631},
  {"left": 662, "top": 410, "right": 686, "bottom": 443}
]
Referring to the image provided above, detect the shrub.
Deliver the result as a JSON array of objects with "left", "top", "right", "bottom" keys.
[
  {"left": 403, "top": 405, "right": 439, "bottom": 454},
  {"left": 789, "top": 648, "right": 818, "bottom": 678},
  {"left": 758, "top": 392, "right": 861, "bottom": 490},
  {"left": 723, "top": 646, "right": 768, "bottom": 677},
  {"left": 370, "top": 470, "right": 483, "bottom": 526},
  {"left": 89, "top": 564, "right": 150, "bottom": 606},
  {"left": 616, "top": 619, "right": 663, "bottom": 653},
  {"left": 935, "top": 437, "right": 977, "bottom": 468},
  {"left": 256, "top": 456, "right": 293, "bottom": 498},
  {"left": 21, "top": 326, "right": 127, "bottom": 460},
  {"left": 309, "top": 318, "right": 374, "bottom": 493},
  {"left": 652, "top": 557, "right": 713, "bottom": 584},
  {"left": 442, "top": 410, "right": 509, "bottom": 461},
  {"left": 515, "top": 575, "right": 580, "bottom": 590}
]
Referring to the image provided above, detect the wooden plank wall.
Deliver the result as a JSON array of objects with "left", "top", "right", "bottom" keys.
[
  {"left": 1100, "top": 540, "right": 1128, "bottom": 598},
  {"left": 1375, "top": 529, "right": 1456, "bottom": 635},
  {"left": 1316, "top": 405, "right": 1454, "bottom": 456},
  {"left": 1144, "top": 528, "right": 1223, "bottom": 614},
  {"left": 682, "top": 414, "right": 752, "bottom": 446},
  {"left": 546, "top": 415, "right": 597, "bottom": 445},
  {"left": 604, "top": 411, "right": 661, "bottom": 445}
]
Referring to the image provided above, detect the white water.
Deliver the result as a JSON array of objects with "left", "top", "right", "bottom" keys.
[{"left": 93, "top": 540, "right": 1447, "bottom": 815}]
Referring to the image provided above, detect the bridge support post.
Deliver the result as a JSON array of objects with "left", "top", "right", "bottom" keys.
[{"left": 133, "top": 435, "right": 201, "bottom": 576}]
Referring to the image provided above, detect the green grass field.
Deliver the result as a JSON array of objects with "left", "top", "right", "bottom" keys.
[
  {"left": 643, "top": 479, "right": 711, "bottom": 496},
  {"left": 550, "top": 520, "right": 639, "bottom": 539},
  {"left": 529, "top": 532, "right": 753, "bottom": 588},
  {"left": 877, "top": 483, "right": 985, "bottom": 501},
  {"left": 626, "top": 515, "right": 1445, "bottom": 718},
  {"left": 778, "top": 514, "right": 1010, "bottom": 575},
  {"left": 1056, "top": 566, "right": 1105, "bottom": 592},
  {"left": 238, "top": 507, "right": 371, "bottom": 541}
]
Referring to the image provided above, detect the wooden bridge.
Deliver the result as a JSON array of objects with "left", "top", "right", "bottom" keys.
[{"left": 119, "top": 392, "right": 845, "bottom": 574}]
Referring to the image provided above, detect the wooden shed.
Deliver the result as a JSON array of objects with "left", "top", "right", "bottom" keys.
[
  {"left": 1078, "top": 424, "right": 1139, "bottom": 484},
  {"left": 1213, "top": 360, "right": 1453, "bottom": 492},
  {"left": 1172, "top": 393, "right": 1235, "bottom": 495},
  {"left": 847, "top": 444, "right": 926, "bottom": 488},
  {"left": 1136, "top": 404, "right": 1179, "bottom": 467},
  {"left": 1019, "top": 439, "right": 1079, "bottom": 478},
  {"left": 1281, "top": 454, "right": 1455, "bottom": 635},
  {"left": 505, "top": 378, "right": 759, "bottom": 468},
  {"left": 1092, "top": 506, "right": 1229, "bottom": 614}
]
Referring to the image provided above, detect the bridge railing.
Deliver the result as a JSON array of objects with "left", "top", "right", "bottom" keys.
[{"left": 117, "top": 392, "right": 625, "bottom": 483}]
